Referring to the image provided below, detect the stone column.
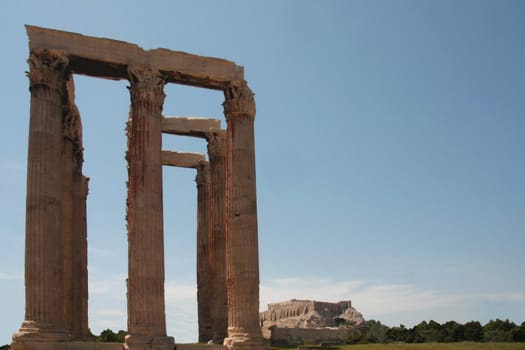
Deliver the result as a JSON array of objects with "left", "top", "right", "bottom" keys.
[
  {"left": 195, "top": 161, "right": 212, "bottom": 342},
  {"left": 62, "top": 94, "right": 76, "bottom": 338},
  {"left": 13, "top": 50, "right": 70, "bottom": 343},
  {"left": 222, "top": 82, "right": 266, "bottom": 350},
  {"left": 77, "top": 175, "right": 89, "bottom": 339},
  {"left": 126, "top": 65, "right": 174, "bottom": 350},
  {"left": 206, "top": 129, "right": 228, "bottom": 344},
  {"left": 62, "top": 75, "right": 89, "bottom": 340}
]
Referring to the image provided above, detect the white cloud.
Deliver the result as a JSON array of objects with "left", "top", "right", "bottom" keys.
[
  {"left": 79, "top": 274, "right": 525, "bottom": 342},
  {"left": 260, "top": 277, "right": 525, "bottom": 327},
  {"left": 483, "top": 292, "right": 525, "bottom": 303}
]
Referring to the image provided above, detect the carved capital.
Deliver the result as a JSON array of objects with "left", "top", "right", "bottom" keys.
[
  {"left": 206, "top": 129, "right": 226, "bottom": 157},
  {"left": 195, "top": 160, "right": 210, "bottom": 187},
  {"left": 128, "top": 65, "right": 166, "bottom": 108},
  {"left": 27, "top": 49, "right": 69, "bottom": 93},
  {"left": 223, "top": 81, "right": 255, "bottom": 121}
]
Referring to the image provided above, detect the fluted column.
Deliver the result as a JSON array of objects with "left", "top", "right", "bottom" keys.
[
  {"left": 223, "top": 82, "right": 266, "bottom": 350},
  {"left": 13, "top": 50, "right": 70, "bottom": 343},
  {"left": 206, "top": 129, "right": 228, "bottom": 344},
  {"left": 65, "top": 90, "right": 89, "bottom": 340},
  {"left": 77, "top": 175, "right": 89, "bottom": 339},
  {"left": 62, "top": 95, "right": 76, "bottom": 338},
  {"left": 125, "top": 65, "right": 174, "bottom": 350},
  {"left": 62, "top": 75, "right": 88, "bottom": 340},
  {"left": 195, "top": 161, "right": 212, "bottom": 342}
]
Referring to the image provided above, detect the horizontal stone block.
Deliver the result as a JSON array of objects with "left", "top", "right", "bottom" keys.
[
  {"left": 162, "top": 151, "right": 206, "bottom": 168},
  {"left": 27, "top": 25, "right": 243, "bottom": 89},
  {"left": 162, "top": 117, "right": 221, "bottom": 138}
]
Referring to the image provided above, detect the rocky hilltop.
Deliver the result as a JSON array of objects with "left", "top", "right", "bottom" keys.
[
  {"left": 261, "top": 299, "right": 365, "bottom": 328},
  {"left": 260, "top": 299, "right": 365, "bottom": 345}
]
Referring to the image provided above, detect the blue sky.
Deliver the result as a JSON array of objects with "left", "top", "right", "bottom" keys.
[{"left": 1, "top": 0, "right": 524, "bottom": 344}]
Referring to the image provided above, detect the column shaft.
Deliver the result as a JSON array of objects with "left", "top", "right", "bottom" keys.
[
  {"left": 223, "top": 83, "right": 266, "bottom": 350},
  {"left": 196, "top": 162, "right": 212, "bottom": 342},
  {"left": 126, "top": 65, "right": 174, "bottom": 350},
  {"left": 207, "top": 130, "right": 228, "bottom": 343},
  {"left": 62, "top": 115, "right": 74, "bottom": 336},
  {"left": 65, "top": 90, "right": 88, "bottom": 339},
  {"left": 13, "top": 50, "right": 70, "bottom": 343},
  {"left": 76, "top": 175, "right": 89, "bottom": 339}
]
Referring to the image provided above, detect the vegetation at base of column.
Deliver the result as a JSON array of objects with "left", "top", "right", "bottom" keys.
[{"left": 88, "top": 328, "right": 129, "bottom": 343}]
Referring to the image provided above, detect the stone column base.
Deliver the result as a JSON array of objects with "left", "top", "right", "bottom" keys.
[
  {"left": 12, "top": 321, "right": 71, "bottom": 343},
  {"left": 223, "top": 333, "right": 267, "bottom": 350},
  {"left": 10, "top": 341, "right": 122, "bottom": 350},
  {"left": 124, "top": 335, "right": 175, "bottom": 350}
]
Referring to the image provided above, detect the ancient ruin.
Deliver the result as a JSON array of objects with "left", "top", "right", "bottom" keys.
[
  {"left": 12, "top": 25, "right": 265, "bottom": 350},
  {"left": 161, "top": 117, "right": 228, "bottom": 344},
  {"left": 260, "top": 300, "right": 365, "bottom": 346}
]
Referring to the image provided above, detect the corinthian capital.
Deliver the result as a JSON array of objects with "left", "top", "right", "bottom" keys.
[
  {"left": 27, "top": 49, "right": 69, "bottom": 92},
  {"left": 206, "top": 129, "right": 226, "bottom": 158},
  {"left": 128, "top": 65, "right": 166, "bottom": 107},
  {"left": 223, "top": 81, "right": 256, "bottom": 121}
]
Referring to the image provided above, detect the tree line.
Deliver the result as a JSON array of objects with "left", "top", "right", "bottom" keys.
[{"left": 356, "top": 319, "right": 525, "bottom": 344}]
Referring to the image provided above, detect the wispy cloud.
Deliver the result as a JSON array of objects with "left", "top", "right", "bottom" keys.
[
  {"left": 260, "top": 277, "right": 525, "bottom": 327},
  {"left": 81, "top": 275, "right": 525, "bottom": 342}
]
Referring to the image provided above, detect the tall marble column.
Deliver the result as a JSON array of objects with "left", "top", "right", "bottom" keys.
[
  {"left": 62, "top": 75, "right": 89, "bottom": 340},
  {"left": 77, "top": 175, "right": 89, "bottom": 339},
  {"left": 222, "top": 82, "right": 266, "bottom": 350},
  {"left": 13, "top": 50, "right": 70, "bottom": 343},
  {"left": 206, "top": 129, "right": 228, "bottom": 344},
  {"left": 62, "top": 95, "right": 77, "bottom": 338},
  {"left": 125, "top": 65, "right": 174, "bottom": 350},
  {"left": 195, "top": 161, "right": 212, "bottom": 342}
]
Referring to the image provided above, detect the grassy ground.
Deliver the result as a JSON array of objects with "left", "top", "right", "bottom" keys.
[{"left": 334, "top": 343, "right": 525, "bottom": 350}]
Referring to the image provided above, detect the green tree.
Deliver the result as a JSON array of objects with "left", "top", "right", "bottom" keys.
[
  {"left": 366, "top": 320, "right": 389, "bottom": 343},
  {"left": 511, "top": 322, "right": 525, "bottom": 342},
  {"left": 413, "top": 320, "right": 446, "bottom": 342},
  {"left": 442, "top": 320, "right": 465, "bottom": 342},
  {"left": 386, "top": 324, "right": 414, "bottom": 343},
  {"left": 483, "top": 319, "right": 515, "bottom": 342},
  {"left": 464, "top": 320, "right": 483, "bottom": 341}
]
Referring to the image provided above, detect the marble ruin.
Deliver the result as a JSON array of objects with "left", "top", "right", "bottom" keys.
[
  {"left": 12, "top": 25, "right": 266, "bottom": 350},
  {"left": 260, "top": 300, "right": 365, "bottom": 346}
]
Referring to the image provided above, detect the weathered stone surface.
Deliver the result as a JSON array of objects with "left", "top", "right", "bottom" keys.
[
  {"left": 161, "top": 151, "right": 205, "bottom": 168},
  {"left": 223, "top": 82, "right": 266, "bottom": 350},
  {"left": 162, "top": 156, "right": 213, "bottom": 342},
  {"left": 26, "top": 25, "right": 243, "bottom": 89},
  {"left": 162, "top": 117, "right": 221, "bottom": 138},
  {"left": 195, "top": 161, "right": 213, "bottom": 342},
  {"left": 17, "top": 25, "right": 261, "bottom": 350},
  {"left": 125, "top": 65, "right": 174, "bottom": 350},
  {"left": 268, "top": 327, "right": 354, "bottom": 346},
  {"left": 260, "top": 300, "right": 365, "bottom": 346},
  {"left": 13, "top": 50, "right": 71, "bottom": 343},
  {"left": 261, "top": 300, "right": 365, "bottom": 328},
  {"left": 206, "top": 129, "right": 228, "bottom": 344}
]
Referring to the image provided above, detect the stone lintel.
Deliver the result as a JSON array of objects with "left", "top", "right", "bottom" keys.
[
  {"left": 162, "top": 117, "right": 221, "bottom": 138},
  {"left": 26, "top": 25, "right": 244, "bottom": 89},
  {"left": 162, "top": 151, "right": 206, "bottom": 168}
]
